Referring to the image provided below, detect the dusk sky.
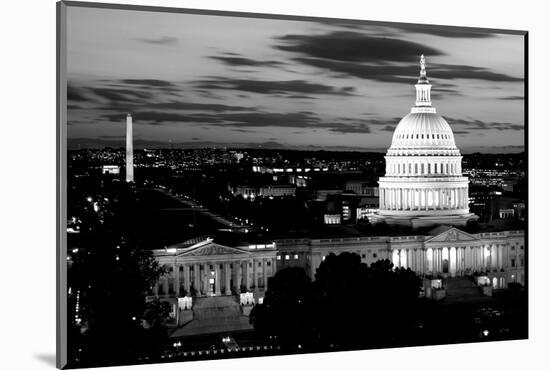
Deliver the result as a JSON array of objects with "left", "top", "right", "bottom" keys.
[{"left": 66, "top": 6, "right": 525, "bottom": 153}]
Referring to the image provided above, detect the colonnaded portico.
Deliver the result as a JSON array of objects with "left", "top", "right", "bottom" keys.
[
  {"left": 275, "top": 226, "right": 525, "bottom": 290},
  {"left": 152, "top": 238, "right": 277, "bottom": 299}
]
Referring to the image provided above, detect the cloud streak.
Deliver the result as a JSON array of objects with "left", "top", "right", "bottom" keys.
[{"left": 194, "top": 77, "right": 357, "bottom": 96}]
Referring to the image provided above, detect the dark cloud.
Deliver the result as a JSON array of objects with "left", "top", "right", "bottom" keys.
[
  {"left": 119, "top": 79, "right": 178, "bottom": 88},
  {"left": 209, "top": 112, "right": 374, "bottom": 134},
  {"left": 68, "top": 137, "right": 170, "bottom": 149},
  {"left": 327, "top": 123, "right": 371, "bottom": 134},
  {"left": 90, "top": 87, "right": 153, "bottom": 102},
  {"left": 209, "top": 111, "right": 320, "bottom": 128},
  {"left": 276, "top": 31, "right": 443, "bottom": 62},
  {"left": 136, "top": 36, "right": 178, "bottom": 45},
  {"left": 146, "top": 101, "right": 254, "bottom": 112},
  {"left": 380, "top": 125, "right": 396, "bottom": 132},
  {"left": 292, "top": 57, "right": 522, "bottom": 83},
  {"left": 67, "top": 86, "right": 88, "bottom": 102},
  {"left": 273, "top": 31, "right": 521, "bottom": 83},
  {"left": 499, "top": 96, "right": 524, "bottom": 100},
  {"left": 98, "top": 107, "right": 375, "bottom": 135},
  {"left": 287, "top": 95, "right": 317, "bottom": 100},
  {"left": 209, "top": 55, "right": 284, "bottom": 67},
  {"left": 429, "top": 63, "right": 523, "bottom": 82},
  {"left": 315, "top": 21, "right": 497, "bottom": 39},
  {"left": 447, "top": 117, "right": 523, "bottom": 131},
  {"left": 194, "top": 77, "right": 356, "bottom": 96},
  {"left": 390, "top": 24, "right": 497, "bottom": 39},
  {"left": 101, "top": 111, "right": 221, "bottom": 124},
  {"left": 68, "top": 81, "right": 259, "bottom": 114}
]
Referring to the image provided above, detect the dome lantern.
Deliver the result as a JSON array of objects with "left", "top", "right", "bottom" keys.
[{"left": 414, "top": 54, "right": 433, "bottom": 110}]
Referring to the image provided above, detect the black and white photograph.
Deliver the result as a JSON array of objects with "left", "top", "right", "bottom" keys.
[{"left": 57, "top": 1, "right": 528, "bottom": 368}]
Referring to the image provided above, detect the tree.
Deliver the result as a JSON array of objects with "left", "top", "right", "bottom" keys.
[
  {"left": 67, "top": 182, "right": 169, "bottom": 366},
  {"left": 250, "top": 267, "right": 313, "bottom": 346},
  {"left": 251, "top": 253, "right": 422, "bottom": 350}
]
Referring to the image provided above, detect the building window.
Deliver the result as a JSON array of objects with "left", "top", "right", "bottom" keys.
[
  {"left": 511, "top": 246, "right": 515, "bottom": 251},
  {"left": 179, "top": 266, "right": 183, "bottom": 271},
  {"left": 169, "top": 267, "right": 173, "bottom": 272},
  {"left": 520, "top": 245, "right": 524, "bottom": 250},
  {"left": 285, "top": 255, "right": 290, "bottom": 260},
  {"left": 267, "top": 261, "right": 271, "bottom": 266},
  {"left": 373, "top": 253, "right": 377, "bottom": 258},
  {"left": 361, "top": 254, "right": 366, "bottom": 258},
  {"left": 209, "top": 265, "right": 213, "bottom": 270},
  {"left": 276, "top": 255, "right": 281, "bottom": 260},
  {"left": 322, "top": 256, "right": 326, "bottom": 261},
  {"left": 258, "top": 262, "right": 262, "bottom": 267},
  {"left": 511, "top": 259, "right": 516, "bottom": 267},
  {"left": 294, "top": 254, "right": 299, "bottom": 260}
]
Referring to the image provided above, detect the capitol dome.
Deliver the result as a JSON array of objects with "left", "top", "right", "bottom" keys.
[
  {"left": 372, "top": 55, "right": 478, "bottom": 228},
  {"left": 389, "top": 113, "right": 458, "bottom": 153}
]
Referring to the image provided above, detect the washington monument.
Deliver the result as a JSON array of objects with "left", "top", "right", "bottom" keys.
[{"left": 126, "top": 113, "right": 134, "bottom": 183}]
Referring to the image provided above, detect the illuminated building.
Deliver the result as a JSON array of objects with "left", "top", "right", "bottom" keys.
[
  {"left": 148, "top": 56, "right": 524, "bottom": 313},
  {"left": 101, "top": 165, "right": 120, "bottom": 175},
  {"left": 373, "top": 55, "right": 478, "bottom": 228}
]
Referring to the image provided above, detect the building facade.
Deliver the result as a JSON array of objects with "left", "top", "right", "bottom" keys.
[
  {"left": 275, "top": 227, "right": 525, "bottom": 289},
  {"left": 151, "top": 226, "right": 525, "bottom": 305},
  {"left": 152, "top": 238, "right": 277, "bottom": 300},
  {"left": 148, "top": 56, "right": 525, "bottom": 307}
]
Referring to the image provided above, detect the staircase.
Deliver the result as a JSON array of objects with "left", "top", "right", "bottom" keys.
[
  {"left": 443, "top": 277, "right": 486, "bottom": 303},
  {"left": 192, "top": 296, "right": 242, "bottom": 320},
  {"left": 171, "top": 296, "right": 252, "bottom": 337}
]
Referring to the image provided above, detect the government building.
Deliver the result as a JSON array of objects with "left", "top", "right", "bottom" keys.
[{"left": 149, "top": 56, "right": 525, "bottom": 322}]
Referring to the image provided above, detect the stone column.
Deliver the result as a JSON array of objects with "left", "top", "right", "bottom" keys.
[
  {"left": 202, "top": 263, "right": 208, "bottom": 295},
  {"left": 163, "top": 275, "right": 169, "bottom": 297},
  {"left": 174, "top": 263, "right": 181, "bottom": 297},
  {"left": 215, "top": 263, "right": 221, "bottom": 295},
  {"left": 252, "top": 258, "right": 258, "bottom": 291},
  {"left": 225, "top": 262, "right": 232, "bottom": 295},
  {"left": 193, "top": 264, "right": 200, "bottom": 296},
  {"left": 263, "top": 258, "right": 269, "bottom": 289},
  {"left": 244, "top": 260, "right": 251, "bottom": 291},
  {"left": 184, "top": 264, "right": 190, "bottom": 295},
  {"left": 235, "top": 261, "right": 242, "bottom": 292},
  {"left": 399, "top": 189, "right": 403, "bottom": 210},
  {"left": 451, "top": 189, "right": 455, "bottom": 209}
]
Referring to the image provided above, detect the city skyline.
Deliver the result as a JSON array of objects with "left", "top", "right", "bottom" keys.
[{"left": 67, "top": 7, "right": 525, "bottom": 153}]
